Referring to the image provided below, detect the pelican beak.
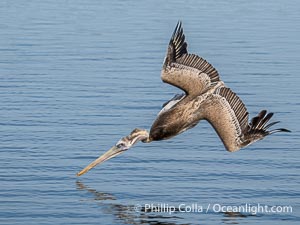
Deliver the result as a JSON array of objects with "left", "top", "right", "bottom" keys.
[{"left": 76, "top": 145, "right": 124, "bottom": 176}]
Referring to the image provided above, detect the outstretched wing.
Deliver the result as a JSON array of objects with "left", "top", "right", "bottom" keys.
[
  {"left": 200, "top": 86, "right": 290, "bottom": 152},
  {"left": 161, "top": 21, "right": 220, "bottom": 96}
]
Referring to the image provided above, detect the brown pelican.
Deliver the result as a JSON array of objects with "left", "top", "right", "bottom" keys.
[{"left": 77, "top": 22, "right": 290, "bottom": 176}]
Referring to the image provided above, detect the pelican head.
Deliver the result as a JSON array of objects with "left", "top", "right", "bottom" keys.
[{"left": 77, "top": 128, "right": 149, "bottom": 176}]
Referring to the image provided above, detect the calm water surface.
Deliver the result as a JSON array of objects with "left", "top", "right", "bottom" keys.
[{"left": 0, "top": 1, "right": 299, "bottom": 224}]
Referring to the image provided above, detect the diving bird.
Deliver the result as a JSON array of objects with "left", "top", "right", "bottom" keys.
[{"left": 77, "top": 22, "right": 290, "bottom": 176}]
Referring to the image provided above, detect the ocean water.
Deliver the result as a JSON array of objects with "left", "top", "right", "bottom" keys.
[{"left": 0, "top": 0, "right": 299, "bottom": 224}]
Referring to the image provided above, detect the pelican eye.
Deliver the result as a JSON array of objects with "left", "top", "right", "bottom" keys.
[{"left": 116, "top": 142, "right": 125, "bottom": 149}]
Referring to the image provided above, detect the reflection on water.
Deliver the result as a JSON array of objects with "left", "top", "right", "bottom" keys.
[
  {"left": 76, "top": 181, "right": 257, "bottom": 225},
  {"left": 77, "top": 181, "right": 116, "bottom": 201},
  {"left": 76, "top": 181, "right": 187, "bottom": 225},
  {"left": 222, "top": 212, "right": 255, "bottom": 225}
]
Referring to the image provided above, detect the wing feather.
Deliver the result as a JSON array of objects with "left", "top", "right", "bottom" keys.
[
  {"left": 201, "top": 86, "right": 290, "bottom": 151},
  {"left": 214, "top": 87, "right": 249, "bottom": 133},
  {"left": 162, "top": 21, "right": 220, "bottom": 96}
]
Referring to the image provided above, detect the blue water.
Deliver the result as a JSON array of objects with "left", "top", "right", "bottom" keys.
[{"left": 1, "top": 1, "right": 299, "bottom": 224}]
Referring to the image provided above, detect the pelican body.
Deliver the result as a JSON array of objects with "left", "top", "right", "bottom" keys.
[{"left": 77, "top": 22, "right": 290, "bottom": 176}]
